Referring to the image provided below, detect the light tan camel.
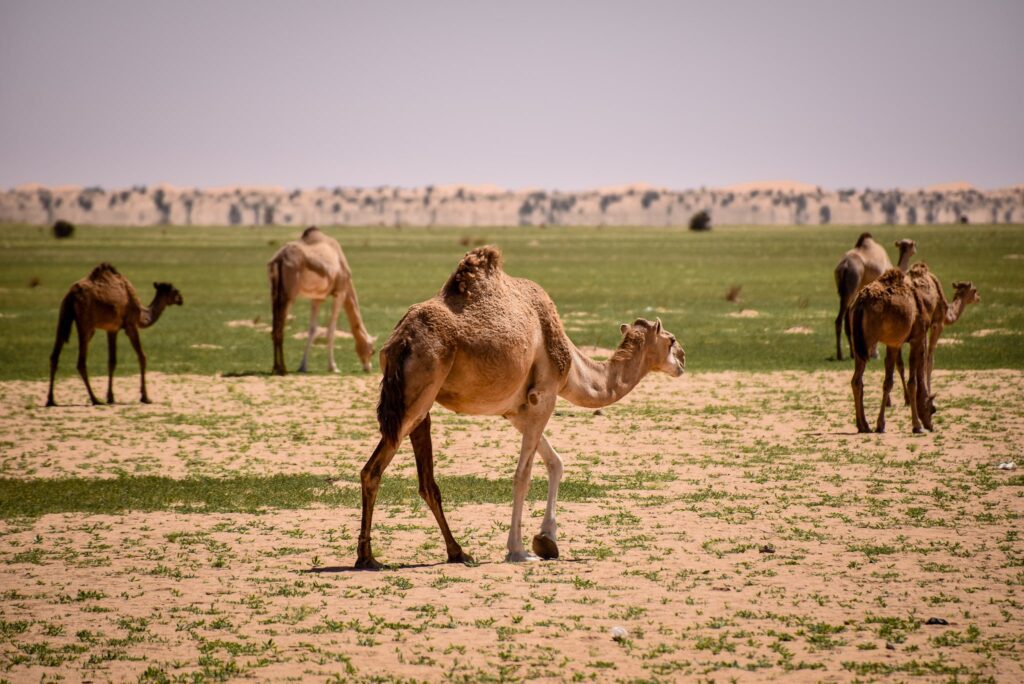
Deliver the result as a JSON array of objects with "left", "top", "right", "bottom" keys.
[
  {"left": 834, "top": 234, "right": 916, "bottom": 360},
  {"left": 356, "top": 247, "right": 686, "bottom": 569},
  {"left": 47, "top": 263, "right": 182, "bottom": 406},
  {"left": 267, "top": 226, "right": 374, "bottom": 375}
]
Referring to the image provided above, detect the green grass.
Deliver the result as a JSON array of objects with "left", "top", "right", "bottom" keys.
[
  {"left": 0, "top": 473, "right": 612, "bottom": 519},
  {"left": 0, "top": 222, "right": 1021, "bottom": 380}
]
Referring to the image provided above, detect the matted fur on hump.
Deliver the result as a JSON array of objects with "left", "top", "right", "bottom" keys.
[
  {"left": 441, "top": 246, "right": 504, "bottom": 299},
  {"left": 440, "top": 246, "right": 571, "bottom": 375}
]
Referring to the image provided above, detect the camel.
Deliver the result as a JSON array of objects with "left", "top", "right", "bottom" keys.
[
  {"left": 849, "top": 267, "right": 979, "bottom": 433},
  {"left": 46, "top": 263, "right": 182, "bottom": 406},
  {"left": 834, "top": 234, "right": 916, "bottom": 360},
  {"left": 267, "top": 226, "right": 374, "bottom": 375},
  {"left": 356, "top": 246, "right": 686, "bottom": 569},
  {"left": 888, "top": 265, "right": 980, "bottom": 424}
]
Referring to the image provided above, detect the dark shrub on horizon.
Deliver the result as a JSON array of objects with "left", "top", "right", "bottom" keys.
[
  {"left": 689, "top": 210, "right": 712, "bottom": 231},
  {"left": 53, "top": 220, "right": 74, "bottom": 239}
]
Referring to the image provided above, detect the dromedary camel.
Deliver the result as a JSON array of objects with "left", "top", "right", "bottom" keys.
[
  {"left": 46, "top": 263, "right": 183, "bottom": 406},
  {"left": 849, "top": 267, "right": 979, "bottom": 433},
  {"left": 356, "top": 246, "right": 686, "bottom": 569},
  {"left": 886, "top": 265, "right": 980, "bottom": 426},
  {"left": 267, "top": 226, "right": 374, "bottom": 375},
  {"left": 834, "top": 234, "right": 916, "bottom": 360}
]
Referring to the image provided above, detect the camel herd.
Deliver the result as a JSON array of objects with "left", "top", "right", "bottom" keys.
[{"left": 44, "top": 226, "right": 978, "bottom": 566}]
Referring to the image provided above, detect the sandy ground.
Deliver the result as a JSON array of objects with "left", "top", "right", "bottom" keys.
[{"left": 1, "top": 369, "right": 1023, "bottom": 681}]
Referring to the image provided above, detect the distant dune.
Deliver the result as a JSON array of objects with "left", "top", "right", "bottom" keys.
[{"left": 1, "top": 182, "right": 1021, "bottom": 227}]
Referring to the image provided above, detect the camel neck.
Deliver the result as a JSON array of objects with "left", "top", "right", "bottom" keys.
[
  {"left": 559, "top": 339, "right": 649, "bottom": 409},
  {"left": 140, "top": 296, "right": 168, "bottom": 328},
  {"left": 945, "top": 296, "right": 968, "bottom": 325},
  {"left": 896, "top": 248, "right": 913, "bottom": 272}
]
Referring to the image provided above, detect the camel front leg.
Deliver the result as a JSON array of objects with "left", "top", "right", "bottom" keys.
[
  {"left": 76, "top": 325, "right": 101, "bottom": 405},
  {"left": 532, "top": 435, "right": 563, "bottom": 559},
  {"left": 47, "top": 333, "right": 66, "bottom": 408},
  {"left": 106, "top": 331, "right": 118, "bottom": 404},
  {"left": 325, "top": 294, "right": 342, "bottom": 373},
  {"left": 298, "top": 299, "right": 321, "bottom": 373},
  {"left": 410, "top": 414, "right": 473, "bottom": 564},
  {"left": 505, "top": 402, "right": 553, "bottom": 562},
  {"left": 907, "top": 340, "right": 927, "bottom": 434},
  {"left": 125, "top": 327, "right": 150, "bottom": 404},
  {"left": 851, "top": 356, "right": 870, "bottom": 433},
  {"left": 875, "top": 346, "right": 898, "bottom": 433},
  {"left": 835, "top": 301, "right": 847, "bottom": 361}
]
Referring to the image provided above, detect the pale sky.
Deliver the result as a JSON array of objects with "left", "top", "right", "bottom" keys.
[{"left": 1, "top": 1, "right": 1021, "bottom": 190}]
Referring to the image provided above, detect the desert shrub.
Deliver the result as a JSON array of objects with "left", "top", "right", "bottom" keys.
[
  {"left": 228, "top": 205, "right": 242, "bottom": 226},
  {"left": 689, "top": 210, "right": 711, "bottom": 231},
  {"left": 819, "top": 205, "right": 831, "bottom": 224},
  {"left": 53, "top": 220, "right": 74, "bottom": 239},
  {"left": 641, "top": 191, "right": 661, "bottom": 209}
]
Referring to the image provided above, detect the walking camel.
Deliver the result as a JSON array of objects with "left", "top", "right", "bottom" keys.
[
  {"left": 356, "top": 246, "right": 686, "bottom": 569},
  {"left": 849, "top": 267, "right": 979, "bottom": 433},
  {"left": 267, "top": 227, "right": 374, "bottom": 375},
  {"left": 834, "top": 234, "right": 916, "bottom": 360},
  {"left": 47, "top": 263, "right": 183, "bottom": 406}
]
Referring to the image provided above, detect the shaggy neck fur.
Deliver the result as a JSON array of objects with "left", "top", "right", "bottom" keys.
[{"left": 559, "top": 334, "right": 651, "bottom": 408}]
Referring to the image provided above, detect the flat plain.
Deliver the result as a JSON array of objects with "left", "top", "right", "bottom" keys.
[{"left": 0, "top": 223, "right": 1022, "bottom": 682}]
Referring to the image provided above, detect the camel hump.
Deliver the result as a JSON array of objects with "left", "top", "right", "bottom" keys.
[
  {"left": 876, "top": 268, "right": 909, "bottom": 290},
  {"left": 442, "top": 246, "right": 504, "bottom": 299},
  {"left": 88, "top": 262, "right": 120, "bottom": 280},
  {"left": 909, "top": 262, "right": 930, "bottom": 277},
  {"left": 301, "top": 226, "right": 322, "bottom": 241},
  {"left": 855, "top": 232, "right": 874, "bottom": 248}
]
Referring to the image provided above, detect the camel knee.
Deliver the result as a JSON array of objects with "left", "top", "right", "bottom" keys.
[{"left": 544, "top": 454, "right": 563, "bottom": 483}]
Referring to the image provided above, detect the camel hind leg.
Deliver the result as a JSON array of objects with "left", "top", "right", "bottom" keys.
[
  {"left": 106, "top": 331, "right": 118, "bottom": 403},
  {"left": 410, "top": 414, "right": 473, "bottom": 564},
  {"left": 851, "top": 355, "right": 870, "bottom": 433},
  {"left": 875, "top": 346, "right": 898, "bottom": 433},
  {"left": 298, "top": 299, "right": 322, "bottom": 373},
  {"left": 124, "top": 326, "right": 150, "bottom": 404}
]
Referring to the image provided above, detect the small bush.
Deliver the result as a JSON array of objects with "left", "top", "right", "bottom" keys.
[
  {"left": 53, "top": 220, "right": 74, "bottom": 239},
  {"left": 689, "top": 210, "right": 711, "bottom": 231}
]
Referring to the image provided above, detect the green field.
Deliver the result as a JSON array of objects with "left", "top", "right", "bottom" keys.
[{"left": 1, "top": 223, "right": 1021, "bottom": 381}]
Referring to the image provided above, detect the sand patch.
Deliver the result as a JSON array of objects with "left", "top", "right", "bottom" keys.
[
  {"left": 937, "top": 337, "right": 962, "bottom": 346},
  {"left": 226, "top": 318, "right": 271, "bottom": 333},
  {"left": 783, "top": 326, "right": 814, "bottom": 334},
  {"left": 971, "top": 328, "right": 1014, "bottom": 337},
  {"left": 728, "top": 309, "right": 760, "bottom": 318},
  {"left": 189, "top": 343, "right": 223, "bottom": 350}
]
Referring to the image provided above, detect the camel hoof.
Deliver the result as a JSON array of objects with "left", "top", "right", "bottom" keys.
[
  {"left": 328, "top": 366, "right": 340, "bottom": 374},
  {"left": 273, "top": 368, "right": 287, "bottom": 376},
  {"left": 354, "top": 556, "right": 384, "bottom": 571},
  {"left": 447, "top": 550, "right": 476, "bottom": 566},
  {"left": 857, "top": 426, "right": 872, "bottom": 434},
  {"left": 532, "top": 533, "right": 559, "bottom": 560},
  {"left": 362, "top": 363, "right": 373, "bottom": 373},
  {"left": 140, "top": 397, "right": 152, "bottom": 404},
  {"left": 913, "top": 426, "right": 926, "bottom": 434},
  {"left": 45, "top": 399, "right": 56, "bottom": 407},
  {"left": 505, "top": 550, "right": 541, "bottom": 563},
  {"left": 90, "top": 398, "right": 104, "bottom": 406},
  {"left": 875, "top": 426, "right": 885, "bottom": 434}
]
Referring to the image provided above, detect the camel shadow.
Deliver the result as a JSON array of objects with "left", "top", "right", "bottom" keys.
[
  {"left": 221, "top": 370, "right": 275, "bottom": 378},
  {"left": 304, "top": 557, "right": 588, "bottom": 573}
]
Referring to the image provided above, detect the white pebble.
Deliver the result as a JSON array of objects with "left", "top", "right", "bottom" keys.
[
  {"left": 610, "top": 625, "right": 628, "bottom": 641},
  {"left": 997, "top": 462, "right": 1016, "bottom": 470}
]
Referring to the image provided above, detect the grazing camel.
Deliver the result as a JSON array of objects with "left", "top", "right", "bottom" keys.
[
  {"left": 267, "top": 226, "right": 374, "bottom": 375},
  {"left": 849, "top": 267, "right": 979, "bottom": 433},
  {"left": 834, "top": 234, "right": 916, "bottom": 360},
  {"left": 356, "top": 246, "right": 686, "bottom": 569},
  {"left": 46, "top": 263, "right": 182, "bottom": 406}
]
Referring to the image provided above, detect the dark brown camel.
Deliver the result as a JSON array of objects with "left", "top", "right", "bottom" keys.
[{"left": 47, "top": 263, "right": 182, "bottom": 406}]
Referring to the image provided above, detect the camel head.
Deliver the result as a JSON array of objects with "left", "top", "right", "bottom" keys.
[
  {"left": 356, "top": 335, "right": 375, "bottom": 373},
  {"left": 894, "top": 239, "right": 917, "bottom": 257},
  {"left": 618, "top": 317, "right": 685, "bottom": 377},
  {"left": 153, "top": 282, "right": 184, "bottom": 306},
  {"left": 952, "top": 280, "right": 980, "bottom": 305}
]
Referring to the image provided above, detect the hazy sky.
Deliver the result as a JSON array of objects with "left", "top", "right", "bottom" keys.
[{"left": 1, "top": 1, "right": 1021, "bottom": 190}]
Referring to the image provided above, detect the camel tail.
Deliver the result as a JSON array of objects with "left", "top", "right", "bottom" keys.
[
  {"left": 851, "top": 300, "right": 869, "bottom": 361},
  {"left": 55, "top": 290, "right": 76, "bottom": 346},
  {"left": 377, "top": 337, "right": 411, "bottom": 445}
]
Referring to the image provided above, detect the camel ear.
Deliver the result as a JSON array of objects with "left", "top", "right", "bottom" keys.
[
  {"left": 619, "top": 323, "right": 630, "bottom": 335},
  {"left": 654, "top": 317, "right": 663, "bottom": 333},
  {"left": 153, "top": 282, "right": 158, "bottom": 289}
]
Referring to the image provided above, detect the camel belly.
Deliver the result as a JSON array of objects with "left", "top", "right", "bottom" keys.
[
  {"left": 435, "top": 352, "right": 534, "bottom": 416},
  {"left": 295, "top": 272, "right": 336, "bottom": 300}
]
